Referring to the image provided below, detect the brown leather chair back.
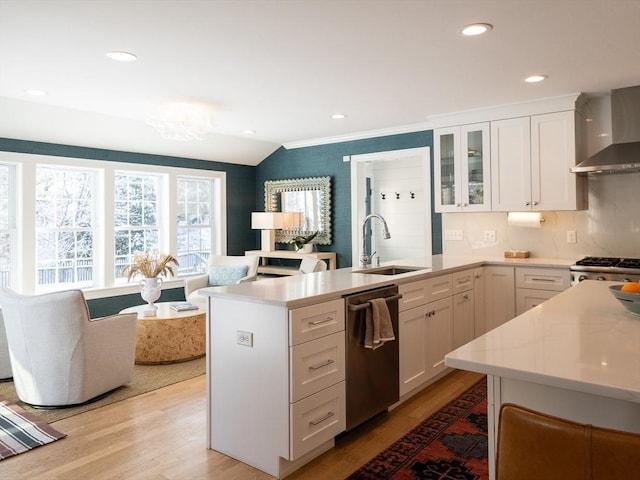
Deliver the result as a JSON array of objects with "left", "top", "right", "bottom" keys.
[{"left": 496, "top": 403, "right": 640, "bottom": 480}]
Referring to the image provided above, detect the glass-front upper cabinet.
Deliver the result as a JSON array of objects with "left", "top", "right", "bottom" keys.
[{"left": 434, "top": 123, "right": 491, "bottom": 212}]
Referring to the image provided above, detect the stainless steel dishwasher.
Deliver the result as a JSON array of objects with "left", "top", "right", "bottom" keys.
[{"left": 344, "top": 284, "right": 401, "bottom": 431}]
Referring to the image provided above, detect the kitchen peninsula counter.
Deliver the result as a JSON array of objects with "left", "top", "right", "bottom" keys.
[
  {"left": 200, "top": 253, "right": 577, "bottom": 478},
  {"left": 445, "top": 280, "right": 640, "bottom": 480}
]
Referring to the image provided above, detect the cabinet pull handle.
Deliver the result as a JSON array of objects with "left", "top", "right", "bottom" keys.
[
  {"left": 309, "top": 411, "right": 335, "bottom": 426},
  {"left": 533, "top": 201, "right": 539, "bottom": 206},
  {"left": 525, "top": 201, "right": 530, "bottom": 206},
  {"left": 463, "top": 294, "right": 469, "bottom": 300},
  {"left": 474, "top": 273, "right": 481, "bottom": 279},
  {"left": 309, "top": 316, "right": 334, "bottom": 325},
  {"left": 309, "top": 359, "right": 335, "bottom": 370},
  {"left": 531, "top": 277, "right": 554, "bottom": 283}
]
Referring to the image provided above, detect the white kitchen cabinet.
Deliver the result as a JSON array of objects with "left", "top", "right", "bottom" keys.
[
  {"left": 452, "top": 289, "right": 474, "bottom": 349},
  {"left": 398, "top": 302, "right": 430, "bottom": 396},
  {"left": 515, "top": 267, "right": 571, "bottom": 315},
  {"left": 399, "top": 270, "right": 476, "bottom": 397},
  {"left": 425, "top": 297, "right": 453, "bottom": 379},
  {"left": 484, "top": 266, "right": 515, "bottom": 332},
  {"left": 473, "top": 267, "right": 486, "bottom": 336},
  {"left": 399, "top": 274, "right": 453, "bottom": 397},
  {"left": 491, "top": 111, "right": 584, "bottom": 212},
  {"left": 209, "top": 296, "right": 346, "bottom": 478},
  {"left": 434, "top": 123, "right": 491, "bottom": 212}
]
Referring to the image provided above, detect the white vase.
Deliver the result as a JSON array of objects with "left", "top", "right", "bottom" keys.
[
  {"left": 140, "top": 277, "right": 162, "bottom": 315},
  {"left": 297, "top": 244, "right": 313, "bottom": 254}
]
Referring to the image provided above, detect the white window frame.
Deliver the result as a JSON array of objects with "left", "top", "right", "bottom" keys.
[{"left": 2, "top": 151, "right": 226, "bottom": 299}]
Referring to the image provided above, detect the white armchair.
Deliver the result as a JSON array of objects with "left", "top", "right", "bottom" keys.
[
  {"left": 184, "top": 255, "right": 260, "bottom": 310},
  {"left": 298, "top": 257, "right": 328, "bottom": 274},
  {"left": 0, "top": 288, "right": 137, "bottom": 408}
]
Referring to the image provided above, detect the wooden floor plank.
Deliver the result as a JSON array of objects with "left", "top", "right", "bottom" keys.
[{"left": 1, "top": 369, "right": 482, "bottom": 479}]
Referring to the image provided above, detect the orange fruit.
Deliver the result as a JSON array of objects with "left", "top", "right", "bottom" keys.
[{"left": 621, "top": 282, "right": 640, "bottom": 294}]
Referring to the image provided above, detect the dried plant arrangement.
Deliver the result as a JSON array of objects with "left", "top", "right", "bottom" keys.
[{"left": 121, "top": 251, "right": 179, "bottom": 281}]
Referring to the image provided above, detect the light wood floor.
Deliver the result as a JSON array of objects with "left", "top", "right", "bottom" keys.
[{"left": 2, "top": 369, "right": 483, "bottom": 480}]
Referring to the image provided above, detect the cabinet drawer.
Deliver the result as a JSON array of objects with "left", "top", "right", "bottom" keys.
[
  {"left": 290, "top": 332, "right": 345, "bottom": 402},
  {"left": 452, "top": 269, "right": 474, "bottom": 294},
  {"left": 516, "top": 288, "right": 560, "bottom": 315},
  {"left": 399, "top": 274, "right": 452, "bottom": 311},
  {"left": 289, "top": 299, "right": 345, "bottom": 346},
  {"left": 515, "top": 267, "right": 570, "bottom": 292},
  {"left": 290, "top": 381, "right": 346, "bottom": 460}
]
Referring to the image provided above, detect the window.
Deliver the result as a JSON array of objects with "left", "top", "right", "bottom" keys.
[
  {"left": 114, "top": 172, "right": 161, "bottom": 281},
  {"left": 177, "top": 176, "right": 213, "bottom": 274},
  {"left": 0, "top": 152, "right": 225, "bottom": 297},
  {"left": 35, "top": 166, "right": 97, "bottom": 289},
  {"left": 0, "top": 163, "right": 15, "bottom": 289}
]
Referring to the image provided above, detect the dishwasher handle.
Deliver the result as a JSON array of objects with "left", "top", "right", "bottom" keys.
[{"left": 347, "top": 293, "right": 403, "bottom": 311}]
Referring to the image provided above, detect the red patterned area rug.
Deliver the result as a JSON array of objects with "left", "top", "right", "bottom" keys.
[
  {"left": 348, "top": 377, "right": 488, "bottom": 480},
  {"left": 0, "top": 396, "right": 66, "bottom": 460}
]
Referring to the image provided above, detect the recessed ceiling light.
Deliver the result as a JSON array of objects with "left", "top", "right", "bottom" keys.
[
  {"left": 331, "top": 113, "right": 347, "bottom": 119},
  {"left": 524, "top": 74, "right": 548, "bottom": 83},
  {"left": 25, "top": 89, "right": 47, "bottom": 96},
  {"left": 106, "top": 51, "right": 137, "bottom": 62},
  {"left": 461, "top": 23, "right": 493, "bottom": 36}
]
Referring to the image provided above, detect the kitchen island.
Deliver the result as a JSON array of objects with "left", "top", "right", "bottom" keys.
[
  {"left": 445, "top": 280, "right": 640, "bottom": 480},
  {"left": 200, "top": 254, "right": 575, "bottom": 478}
]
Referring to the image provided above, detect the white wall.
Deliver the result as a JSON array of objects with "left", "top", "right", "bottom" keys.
[{"left": 442, "top": 172, "right": 640, "bottom": 259}]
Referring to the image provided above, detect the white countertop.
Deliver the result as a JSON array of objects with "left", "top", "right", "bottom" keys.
[
  {"left": 446, "top": 280, "right": 640, "bottom": 404},
  {"left": 199, "top": 254, "right": 576, "bottom": 308}
]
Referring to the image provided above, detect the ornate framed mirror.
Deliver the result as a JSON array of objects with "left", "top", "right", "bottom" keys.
[{"left": 264, "top": 176, "right": 332, "bottom": 245}]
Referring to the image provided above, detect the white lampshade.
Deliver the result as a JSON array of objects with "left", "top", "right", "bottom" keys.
[
  {"left": 251, "top": 212, "right": 286, "bottom": 251},
  {"left": 251, "top": 212, "right": 285, "bottom": 230}
]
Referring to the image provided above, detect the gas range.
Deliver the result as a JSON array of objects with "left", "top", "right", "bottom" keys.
[{"left": 570, "top": 256, "right": 640, "bottom": 284}]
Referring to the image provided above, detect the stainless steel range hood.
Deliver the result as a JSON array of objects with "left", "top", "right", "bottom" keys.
[{"left": 571, "top": 85, "right": 640, "bottom": 174}]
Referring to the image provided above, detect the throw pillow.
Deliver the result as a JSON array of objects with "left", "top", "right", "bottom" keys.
[{"left": 208, "top": 265, "right": 249, "bottom": 286}]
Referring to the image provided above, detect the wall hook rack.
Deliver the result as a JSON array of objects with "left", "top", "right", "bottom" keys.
[
  {"left": 395, "top": 192, "right": 400, "bottom": 199},
  {"left": 381, "top": 193, "right": 386, "bottom": 200},
  {"left": 410, "top": 192, "right": 415, "bottom": 199}
]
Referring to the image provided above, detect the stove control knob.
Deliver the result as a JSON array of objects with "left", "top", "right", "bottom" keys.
[
  {"left": 622, "top": 278, "right": 632, "bottom": 283},
  {"left": 578, "top": 275, "right": 588, "bottom": 282},
  {"left": 596, "top": 276, "right": 606, "bottom": 281}
]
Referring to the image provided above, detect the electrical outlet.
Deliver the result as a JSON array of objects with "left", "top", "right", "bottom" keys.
[
  {"left": 236, "top": 330, "right": 253, "bottom": 347},
  {"left": 444, "top": 229, "right": 463, "bottom": 241},
  {"left": 566, "top": 230, "right": 577, "bottom": 244},
  {"left": 484, "top": 230, "right": 497, "bottom": 242}
]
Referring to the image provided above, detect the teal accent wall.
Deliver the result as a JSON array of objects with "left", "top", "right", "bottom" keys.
[
  {"left": 0, "top": 137, "right": 257, "bottom": 316},
  {"left": 255, "top": 130, "right": 440, "bottom": 269}
]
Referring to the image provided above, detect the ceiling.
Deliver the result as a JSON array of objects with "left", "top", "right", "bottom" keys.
[{"left": 1, "top": 0, "right": 639, "bottom": 166}]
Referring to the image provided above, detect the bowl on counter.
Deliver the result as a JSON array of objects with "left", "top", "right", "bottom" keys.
[{"left": 609, "top": 285, "right": 640, "bottom": 317}]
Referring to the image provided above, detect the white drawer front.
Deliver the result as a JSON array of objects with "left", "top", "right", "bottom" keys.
[
  {"left": 452, "top": 269, "right": 474, "bottom": 294},
  {"left": 290, "top": 381, "right": 345, "bottom": 460},
  {"left": 289, "top": 299, "right": 345, "bottom": 346},
  {"left": 290, "top": 332, "right": 345, "bottom": 402},
  {"left": 516, "top": 267, "right": 570, "bottom": 292},
  {"left": 399, "top": 274, "right": 452, "bottom": 310}
]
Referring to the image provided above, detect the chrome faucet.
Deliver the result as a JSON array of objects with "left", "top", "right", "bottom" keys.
[{"left": 360, "top": 214, "right": 391, "bottom": 268}]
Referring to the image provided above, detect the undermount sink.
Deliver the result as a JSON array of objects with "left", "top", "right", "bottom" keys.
[{"left": 353, "top": 265, "right": 428, "bottom": 276}]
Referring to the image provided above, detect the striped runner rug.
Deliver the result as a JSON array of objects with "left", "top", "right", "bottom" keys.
[{"left": 0, "top": 396, "right": 66, "bottom": 460}]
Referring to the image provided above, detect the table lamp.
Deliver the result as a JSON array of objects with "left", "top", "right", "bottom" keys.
[{"left": 251, "top": 212, "right": 285, "bottom": 251}]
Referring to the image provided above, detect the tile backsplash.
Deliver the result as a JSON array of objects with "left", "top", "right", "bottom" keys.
[{"left": 442, "top": 173, "right": 640, "bottom": 259}]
